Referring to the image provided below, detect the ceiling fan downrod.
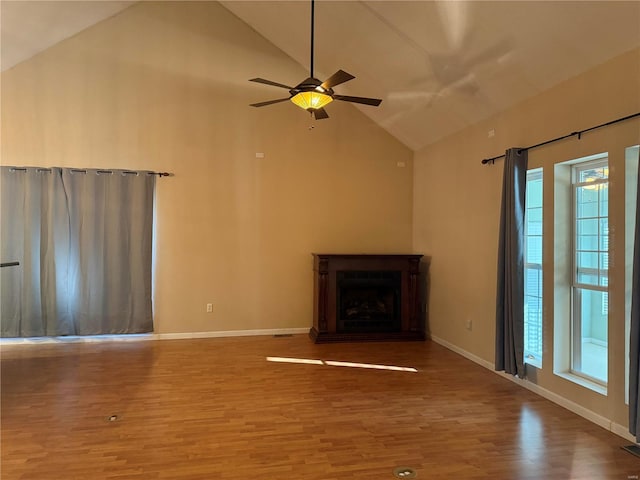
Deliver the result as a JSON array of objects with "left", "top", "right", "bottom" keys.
[{"left": 310, "top": 0, "right": 315, "bottom": 79}]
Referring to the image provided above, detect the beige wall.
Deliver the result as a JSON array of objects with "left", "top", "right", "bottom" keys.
[
  {"left": 1, "top": 1, "right": 414, "bottom": 334},
  {"left": 413, "top": 48, "right": 640, "bottom": 429}
]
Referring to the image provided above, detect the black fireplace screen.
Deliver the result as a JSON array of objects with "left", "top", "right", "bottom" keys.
[{"left": 336, "top": 271, "right": 401, "bottom": 333}]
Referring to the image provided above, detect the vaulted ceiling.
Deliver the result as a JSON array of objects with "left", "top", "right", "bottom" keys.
[{"left": 2, "top": 1, "right": 639, "bottom": 151}]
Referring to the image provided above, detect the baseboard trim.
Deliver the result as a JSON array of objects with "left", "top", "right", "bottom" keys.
[
  {"left": 429, "top": 334, "right": 634, "bottom": 443},
  {"left": 154, "top": 328, "right": 309, "bottom": 340},
  {"left": 429, "top": 335, "right": 495, "bottom": 370},
  {"left": 1, "top": 328, "right": 310, "bottom": 345},
  {"left": 612, "top": 422, "right": 637, "bottom": 442}
]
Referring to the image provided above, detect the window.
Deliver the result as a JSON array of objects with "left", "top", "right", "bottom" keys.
[
  {"left": 571, "top": 159, "right": 608, "bottom": 384},
  {"left": 524, "top": 169, "right": 543, "bottom": 367},
  {"left": 0, "top": 167, "right": 155, "bottom": 337}
]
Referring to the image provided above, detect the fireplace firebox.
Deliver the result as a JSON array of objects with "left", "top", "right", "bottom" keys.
[
  {"left": 310, "top": 254, "right": 425, "bottom": 343},
  {"left": 337, "top": 271, "right": 401, "bottom": 333}
]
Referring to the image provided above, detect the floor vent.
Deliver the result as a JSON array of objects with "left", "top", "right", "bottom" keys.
[{"left": 622, "top": 444, "right": 640, "bottom": 458}]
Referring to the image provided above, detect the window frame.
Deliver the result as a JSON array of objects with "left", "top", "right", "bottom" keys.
[{"left": 569, "top": 158, "right": 609, "bottom": 386}]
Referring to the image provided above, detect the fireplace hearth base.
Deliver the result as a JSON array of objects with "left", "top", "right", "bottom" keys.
[
  {"left": 310, "top": 254, "right": 426, "bottom": 343},
  {"left": 309, "top": 327, "right": 425, "bottom": 343}
]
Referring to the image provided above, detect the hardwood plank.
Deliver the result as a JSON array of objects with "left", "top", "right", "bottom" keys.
[{"left": 2, "top": 336, "right": 639, "bottom": 479}]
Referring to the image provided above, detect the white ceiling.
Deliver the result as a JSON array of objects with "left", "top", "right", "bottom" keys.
[{"left": 2, "top": 1, "right": 639, "bottom": 151}]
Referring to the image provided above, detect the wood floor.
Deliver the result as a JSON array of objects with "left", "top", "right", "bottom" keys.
[{"left": 2, "top": 335, "right": 639, "bottom": 479}]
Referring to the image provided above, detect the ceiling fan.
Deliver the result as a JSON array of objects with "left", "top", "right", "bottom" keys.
[{"left": 249, "top": 0, "right": 382, "bottom": 120}]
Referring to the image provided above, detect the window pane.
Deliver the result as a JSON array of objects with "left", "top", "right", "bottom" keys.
[
  {"left": 600, "top": 219, "right": 609, "bottom": 250},
  {"left": 525, "top": 268, "right": 541, "bottom": 297},
  {"left": 577, "top": 251, "right": 598, "bottom": 269},
  {"left": 599, "top": 184, "right": 608, "bottom": 216},
  {"left": 527, "top": 207, "right": 542, "bottom": 233},
  {"left": 526, "top": 237, "right": 542, "bottom": 264},
  {"left": 578, "top": 166, "right": 608, "bottom": 182},
  {"left": 577, "top": 234, "right": 598, "bottom": 251},
  {"left": 576, "top": 218, "right": 598, "bottom": 236},
  {"left": 577, "top": 272, "right": 598, "bottom": 285},
  {"left": 526, "top": 178, "right": 543, "bottom": 207},
  {"left": 599, "top": 252, "right": 609, "bottom": 271},
  {"left": 573, "top": 288, "right": 608, "bottom": 382},
  {"left": 525, "top": 296, "right": 543, "bottom": 357},
  {"left": 577, "top": 187, "right": 599, "bottom": 218}
]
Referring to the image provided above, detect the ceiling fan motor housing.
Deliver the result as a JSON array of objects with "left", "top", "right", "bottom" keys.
[{"left": 291, "top": 77, "right": 331, "bottom": 95}]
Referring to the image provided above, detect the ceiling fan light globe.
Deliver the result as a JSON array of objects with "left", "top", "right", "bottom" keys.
[{"left": 290, "top": 91, "right": 333, "bottom": 111}]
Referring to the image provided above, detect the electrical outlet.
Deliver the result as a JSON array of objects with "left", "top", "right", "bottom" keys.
[
  {"left": 465, "top": 319, "right": 472, "bottom": 331},
  {"left": 206, "top": 303, "right": 213, "bottom": 313}
]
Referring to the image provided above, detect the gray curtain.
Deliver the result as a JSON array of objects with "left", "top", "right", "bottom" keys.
[
  {"left": 1, "top": 167, "right": 155, "bottom": 337},
  {"left": 495, "top": 148, "right": 528, "bottom": 378},
  {"left": 629, "top": 155, "right": 640, "bottom": 441}
]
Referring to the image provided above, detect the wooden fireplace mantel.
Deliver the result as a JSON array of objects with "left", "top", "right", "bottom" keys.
[{"left": 310, "top": 254, "right": 426, "bottom": 343}]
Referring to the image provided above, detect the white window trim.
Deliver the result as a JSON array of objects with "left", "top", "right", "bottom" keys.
[{"left": 553, "top": 152, "right": 609, "bottom": 395}]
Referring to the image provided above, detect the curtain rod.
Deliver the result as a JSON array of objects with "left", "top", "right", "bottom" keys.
[
  {"left": 8, "top": 167, "right": 172, "bottom": 177},
  {"left": 481, "top": 112, "right": 640, "bottom": 165}
]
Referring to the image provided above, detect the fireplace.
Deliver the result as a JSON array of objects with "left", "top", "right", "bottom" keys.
[
  {"left": 337, "top": 271, "right": 401, "bottom": 333},
  {"left": 310, "top": 254, "right": 425, "bottom": 343}
]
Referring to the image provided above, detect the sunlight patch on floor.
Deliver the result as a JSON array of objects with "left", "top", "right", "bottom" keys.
[
  {"left": 325, "top": 360, "right": 417, "bottom": 372},
  {"left": 266, "top": 356, "right": 418, "bottom": 372},
  {"left": 266, "top": 356, "right": 324, "bottom": 365}
]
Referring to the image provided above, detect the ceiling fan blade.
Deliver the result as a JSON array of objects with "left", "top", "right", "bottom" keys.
[
  {"left": 250, "top": 98, "right": 290, "bottom": 107},
  {"left": 333, "top": 95, "right": 382, "bottom": 107},
  {"left": 313, "top": 108, "right": 329, "bottom": 120},
  {"left": 249, "top": 78, "right": 294, "bottom": 90},
  {"left": 321, "top": 70, "right": 355, "bottom": 90}
]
